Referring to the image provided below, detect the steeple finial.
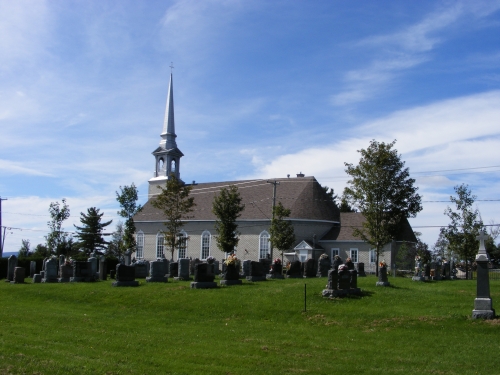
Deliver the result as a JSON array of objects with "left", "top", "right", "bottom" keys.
[{"left": 160, "top": 71, "right": 176, "bottom": 150}]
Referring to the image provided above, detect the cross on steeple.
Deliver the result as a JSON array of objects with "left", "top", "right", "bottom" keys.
[{"left": 170, "top": 62, "right": 174, "bottom": 74}]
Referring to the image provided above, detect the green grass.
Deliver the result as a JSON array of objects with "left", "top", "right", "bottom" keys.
[{"left": 1, "top": 276, "right": 499, "bottom": 375}]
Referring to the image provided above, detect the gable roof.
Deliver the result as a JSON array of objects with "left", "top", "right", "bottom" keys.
[
  {"left": 320, "top": 212, "right": 417, "bottom": 242},
  {"left": 136, "top": 176, "right": 340, "bottom": 223}
]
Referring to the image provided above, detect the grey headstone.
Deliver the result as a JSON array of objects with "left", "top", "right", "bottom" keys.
[
  {"left": 175, "top": 258, "right": 191, "bottom": 281},
  {"left": 32, "top": 274, "right": 42, "bottom": 283},
  {"left": 376, "top": 266, "right": 390, "bottom": 286},
  {"left": 99, "top": 256, "right": 107, "bottom": 281},
  {"left": 11, "top": 267, "right": 25, "bottom": 284},
  {"left": 246, "top": 261, "right": 267, "bottom": 282},
  {"left": 146, "top": 261, "right": 168, "bottom": 282},
  {"left": 88, "top": 256, "right": 98, "bottom": 278},
  {"left": 357, "top": 262, "right": 366, "bottom": 277},
  {"left": 42, "top": 259, "right": 58, "bottom": 283},
  {"left": 30, "top": 261, "right": 37, "bottom": 278},
  {"left": 242, "top": 260, "right": 252, "bottom": 277},
  {"left": 7, "top": 255, "right": 18, "bottom": 281},
  {"left": 303, "top": 259, "right": 316, "bottom": 278}
]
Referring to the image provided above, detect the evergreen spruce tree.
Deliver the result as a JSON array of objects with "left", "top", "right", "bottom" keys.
[{"left": 74, "top": 207, "right": 112, "bottom": 255}]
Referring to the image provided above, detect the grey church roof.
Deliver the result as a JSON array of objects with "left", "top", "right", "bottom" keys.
[
  {"left": 136, "top": 176, "right": 340, "bottom": 223},
  {"left": 320, "top": 212, "right": 417, "bottom": 242}
]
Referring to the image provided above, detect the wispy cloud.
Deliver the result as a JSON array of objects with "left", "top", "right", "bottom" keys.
[{"left": 331, "top": 1, "right": 500, "bottom": 107}]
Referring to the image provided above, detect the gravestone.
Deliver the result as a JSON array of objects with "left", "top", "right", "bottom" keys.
[
  {"left": 162, "top": 259, "right": 170, "bottom": 277},
  {"left": 110, "top": 269, "right": 116, "bottom": 279},
  {"left": 58, "top": 264, "right": 73, "bottom": 282},
  {"left": 442, "top": 261, "right": 450, "bottom": 279},
  {"left": 303, "top": 259, "right": 316, "bottom": 278},
  {"left": 345, "top": 259, "right": 354, "bottom": 270},
  {"left": 124, "top": 251, "right": 132, "bottom": 266},
  {"left": 32, "top": 274, "right": 42, "bottom": 283},
  {"left": 317, "top": 256, "right": 330, "bottom": 277},
  {"left": 7, "top": 255, "right": 18, "bottom": 282},
  {"left": 412, "top": 261, "right": 425, "bottom": 282},
  {"left": 449, "top": 260, "right": 457, "bottom": 280},
  {"left": 376, "top": 266, "right": 390, "bottom": 286},
  {"left": 169, "top": 262, "right": 178, "bottom": 278},
  {"left": 88, "top": 255, "right": 98, "bottom": 280},
  {"left": 434, "top": 261, "right": 442, "bottom": 281},
  {"left": 357, "top": 262, "right": 367, "bottom": 277},
  {"left": 59, "top": 255, "right": 65, "bottom": 274},
  {"left": 30, "top": 261, "right": 37, "bottom": 278},
  {"left": 322, "top": 266, "right": 361, "bottom": 297},
  {"left": 175, "top": 259, "right": 192, "bottom": 281},
  {"left": 112, "top": 264, "right": 139, "bottom": 287},
  {"left": 70, "top": 261, "right": 94, "bottom": 282},
  {"left": 214, "top": 260, "right": 220, "bottom": 275},
  {"left": 267, "top": 259, "right": 284, "bottom": 279},
  {"left": 11, "top": 267, "right": 25, "bottom": 284},
  {"left": 220, "top": 261, "right": 242, "bottom": 286},
  {"left": 246, "top": 261, "right": 267, "bottom": 282},
  {"left": 99, "top": 256, "right": 107, "bottom": 281},
  {"left": 286, "top": 260, "right": 302, "bottom": 278},
  {"left": 472, "top": 232, "right": 495, "bottom": 319},
  {"left": 191, "top": 263, "right": 217, "bottom": 289},
  {"left": 242, "top": 260, "right": 252, "bottom": 278},
  {"left": 146, "top": 261, "right": 168, "bottom": 283},
  {"left": 42, "top": 258, "right": 58, "bottom": 283},
  {"left": 424, "top": 264, "right": 431, "bottom": 281},
  {"left": 42, "top": 257, "right": 48, "bottom": 272},
  {"left": 190, "top": 258, "right": 201, "bottom": 276},
  {"left": 133, "top": 262, "right": 148, "bottom": 278},
  {"left": 332, "top": 256, "right": 343, "bottom": 271}
]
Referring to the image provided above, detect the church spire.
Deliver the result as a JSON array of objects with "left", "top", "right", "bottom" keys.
[{"left": 160, "top": 72, "right": 177, "bottom": 150}]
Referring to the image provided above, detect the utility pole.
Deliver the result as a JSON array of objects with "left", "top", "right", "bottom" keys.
[
  {"left": 266, "top": 180, "right": 280, "bottom": 260},
  {"left": 0, "top": 197, "right": 7, "bottom": 257}
]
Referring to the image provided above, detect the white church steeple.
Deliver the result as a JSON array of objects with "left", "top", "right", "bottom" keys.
[{"left": 151, "top": 70, "right": 184, "bottom": 185}]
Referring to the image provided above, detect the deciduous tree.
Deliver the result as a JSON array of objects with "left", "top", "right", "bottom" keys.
[
  {"left": 344, "top": 140, "right": 422, "bottom": 275},
  {"left": 116, "top": 183, "right": 143, "bottom": 252},
  {"left": 151, "top": 176, "right": 195, "bottom": 260},
  {"left": 212, "top": 185, "right": 245, "bottom": 254},
  {"left": 269, "top": 202, "right": 295, "bottom": 262},
  {"left": 45, "top": 199, "right": 71, "bottom": 256},
  {"left": 441, "top": 184, "right": 483, "bottom": 279}
]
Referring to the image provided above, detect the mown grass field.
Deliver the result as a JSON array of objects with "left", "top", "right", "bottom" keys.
[{"left": 0, "top": 275, "right": 499, "bottom": 375}]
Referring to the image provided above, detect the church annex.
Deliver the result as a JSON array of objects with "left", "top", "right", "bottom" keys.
[{"left": 133, "top": 74, "right": 416, "bottom": 272}]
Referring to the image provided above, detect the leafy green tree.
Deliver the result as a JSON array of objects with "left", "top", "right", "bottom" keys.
[
  {"left": 432, "top": 231, "right": 451, "bottom": 260},
  {"left": 344, "top": 140, "right": 422, "bottom": 275},
  {"left": 212, "top": 185, "right": 245, "bottom": 254},
  {"left": 269, "top": 201, "right": 296, "bottom": 262},
  {"left": 151, "top": 175, "right": 195, "bottom": 260},
  {"left": 116, "top": 183, "right": 143, "bottom": 252},
  {"left": 33, "top": 243, "right": 50, "bottom": 258},
  {"left": 45, "top": 199, "right": 71, "bottom": 256},
  {"left": 74, "top": 207, "right": 113, "bottom": 255},
  {"left": 18, "top": 239, "right": 31, "bottom": 258},
  {"left": 107, "top": 221, "right": 126, "bottom": 259},
  {"left": 441, "top": 184, "right": 483, "bottom": 279}
]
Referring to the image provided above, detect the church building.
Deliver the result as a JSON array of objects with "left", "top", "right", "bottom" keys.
[{"left": 133, "top": 74, "right": 416, "bottom": 272}]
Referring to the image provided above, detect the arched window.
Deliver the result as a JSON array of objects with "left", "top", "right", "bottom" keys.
[
  {"left": 136, "top": 231, "right": 144, "bottom": 259},
  {"left": 177, "top": 231, "right": 188, "bottom": 259},
  {"left": 201, "top": 230, "right": 211, "bottom": 260},
  {"left": 171, "top": 159, "right": 176, "bottom": 173},
  {"left": 156, "top": 232, "right": 164, "bottom": 259},
  {"left": 259, "top": 231, "right": 270, "bottom": 259}
]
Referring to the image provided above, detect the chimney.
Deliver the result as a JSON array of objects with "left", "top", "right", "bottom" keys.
[{"left": 296, "top": 172, "right": 305, "bottom": 177}]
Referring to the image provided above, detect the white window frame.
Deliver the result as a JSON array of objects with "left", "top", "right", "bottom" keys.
[
  {"left": 259, "top": 231, "right": 270, "bottom": 259},
  {"left": 177, "top": 230, "right": 187, "bottom": 259},
  {"left": 156, "top": 232, "right": 164, "bottom": 259},
  {"left": 136, "top": 231, "right": 144, "bottom": 259},
  {"left": 369, "top": 249, "right": 377, "bottom": 264},
  {"left": 201, "top": 230, "right": 211, "bottom": 260},
  {"left": 350, "top": 248, "right": 359, "bottom": 263},
  {"left": 330, "top": 248, "right": 339, "bottom": 260}
]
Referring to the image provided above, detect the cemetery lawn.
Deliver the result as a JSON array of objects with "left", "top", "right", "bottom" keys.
[{"left": 1, "top": 277, "right": 499, "bottom": 375}]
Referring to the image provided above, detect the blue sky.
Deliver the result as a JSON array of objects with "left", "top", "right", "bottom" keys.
[{"left": 1, "top": 0, "right": 500, "bottom": 254}]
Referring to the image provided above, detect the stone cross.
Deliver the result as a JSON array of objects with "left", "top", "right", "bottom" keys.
[{"left": 476, "top": 231, "right": 489, "bottom": 260}]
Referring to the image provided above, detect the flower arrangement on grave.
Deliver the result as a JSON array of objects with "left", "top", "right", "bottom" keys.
[
  {"left": 379, "top": 260, "right": 387, "bottom": 268},
  {"left": 338, "top": 264, "right": 348, "bottom": 272},
  {"left": 319, "top": 253, "right": 329, "bottom": 260},
  {"left": 206, "top": 256, "right": 215, "bottom": 264},
  {"left": 285, "top": 261, "right": 291, "bottom": 270},
  {"left": 273, "top": 258, "right": 281, "bottom": 264},
  {"left": 224, "top": 254, "right": 239, "bottom": 267},
  {"left": 64, "top": 258, "right": 73, "bottom": 267}
]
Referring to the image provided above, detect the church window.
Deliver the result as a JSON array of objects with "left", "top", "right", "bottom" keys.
[
  {"left": 350, "top": 248, "right": 358, "bottom": 263},
  {"left": 156, "top": 232, "right": 164, "bottom": 259},
  {"left": 201, "top": 231, "right": 211, "bottom": 259},
  {"left": 171, "top": 159, "right": 176, "bottom": 173},
  {"left": 259, "top": 231, "right": 270, "bottom": 259},
  {"left": 369, "top": 249, "right": 376, "bottom": 264},
  {"left": 177, "top": 231, "right": 188, "bottom": 259},
  {"left": 136, "top": 231, "right": 144, "bottom": 259}
]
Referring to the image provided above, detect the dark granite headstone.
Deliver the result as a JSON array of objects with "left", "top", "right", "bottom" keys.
[
  {"left": 30, "top": 261, "right": 37, "bottom": 278},
  {"left": 303, "top": 259, "right": 316, "bottom": 278},
  {"left": 442, "top": 262, "right": 450, "bottom": 279},
  {"left": 11, "top": 267, "right": 25, "bottom": 284},
  {"left": 99, "top": 256, "right": 107, "bottom": 281},
  {"left": 7, "top": 255, "right": 18, "bottom": 282},
  {"left": 267, "top": 260, "right": 284, "bottom": 279},
  {"left": 112, "top": 264, "right": 139, "bottom": 286},
  {"left": 133, "top": 262, "right": 148, "bottom": 278},
  {"left": 345, "top": 260, "right": 354, "bottom": 270},
  {"left": 190, "top": 258, "right": 201, "bottom": 276},
  {"left": 472, "top": 233, "right": 495, "bottom": 319},
  {"left": 286, "top": 260, "right": 302, "bottom": 278},
  {"left": 58, "top": 265, "right": 73, "bottom": 282},
  {"left": 191, "top": 263, "right": 217, "bottom": 289},
  {"left": 220, "top": 263, "right": 242, "bottom": 285},
  {"left": 376, "top": 266, "right": 390, "bottom": 286},
  {"left": 169, "top": 262, "right": 178, "bottom": 278},
  {"left": 175, "top": 259, "right": 192, "bottom": 281},
  {"left": 424, "top": 264, "right": 431, "bottom": 280},
  {"left": 247, "top": 261, "right": 267, "bottom": 282},
  {"left": 71, "top": 261, "right": 94, "bottom": 282},
  {"left": 146, "top": 261, "right": 168, "bottom": 282},
  {"left": 317, "top": 258, "right": 330, "bottom": 277},
  {"left": 338, "top": 268, "right": 351, "bottom": 290},
  {"left": 357, "top": 262, "right": 366, "bottom": 277}
]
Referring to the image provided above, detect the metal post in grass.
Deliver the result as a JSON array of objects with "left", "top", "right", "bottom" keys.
[
  {"left": 304, "top": 283, "right": 306, "bottom": 312},
  {"left": 472, "top": 231, "right": 495, "bottom": 319}
]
